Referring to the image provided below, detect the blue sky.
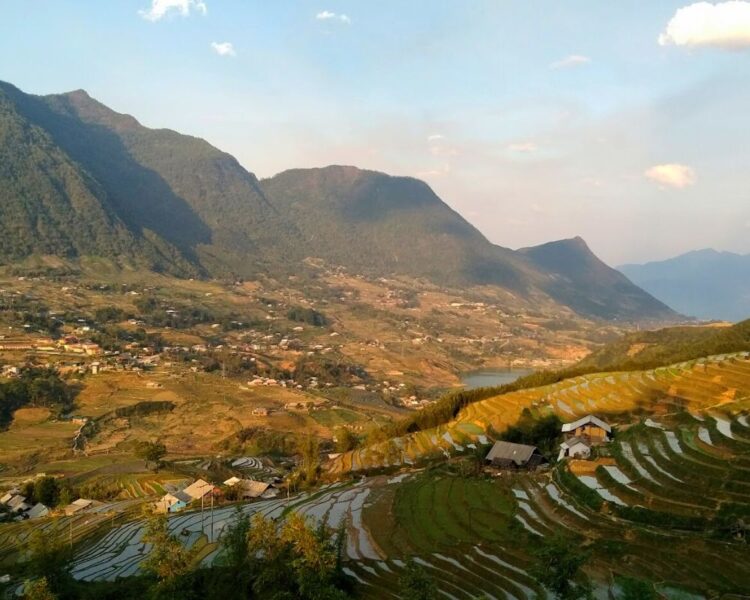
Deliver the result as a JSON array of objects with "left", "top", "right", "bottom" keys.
[{"left": 2, "top": 0, "right": 750, "bottom": 264}]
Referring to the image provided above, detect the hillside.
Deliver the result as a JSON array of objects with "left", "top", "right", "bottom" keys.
[
  {"left": 619, "top": 248, "right": 750, "bottom": 322},
  {"left": 263, "top": 167, "right": 676, "bottom": 320},
  {"left": 520, "top": 237, "right": 675, "bottom": 320},
  {"left": 327, "top": 350, "right": 750, "bottom": 474},
  {"left": 577, "top": 319, "right": 750, "bottom": 371},
  {"left": 261, "top": 166, "right": 534, "bottom": 290},
  {"left": 0, "top": 80, "right": 676, "bottom": 321}
]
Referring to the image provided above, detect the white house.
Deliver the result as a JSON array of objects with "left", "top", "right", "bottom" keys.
[
  {"left": 558, "top": 437, "right": 593, "bottom": 461},
  {"left": 157, "top": 491, "right": 191, "bottom": 513}
]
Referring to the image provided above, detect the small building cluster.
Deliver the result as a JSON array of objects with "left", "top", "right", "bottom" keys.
[
  {"left": 483, "top": 414, "right": 613, "bottom": 470},
  {"left": 557, "top": 415, "right": 612, "bottom": 461},
  {"left": 156, "top": 476, "right": 279, "bottom": 513}
]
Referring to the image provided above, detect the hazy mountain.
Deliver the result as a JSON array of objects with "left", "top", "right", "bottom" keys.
[
  {"left": 0, "top": 80, "right": 677, "bottom": 321},
  {"left": 519, "top": 237, "right": 674, "bottom": 321},
  {"left": 619, "top": 249, "right": 750, "bottom": 322}
]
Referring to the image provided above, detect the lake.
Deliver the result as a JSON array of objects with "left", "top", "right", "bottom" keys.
[{"left": 460, "top": 368, "right": 533, "bottom": 390}]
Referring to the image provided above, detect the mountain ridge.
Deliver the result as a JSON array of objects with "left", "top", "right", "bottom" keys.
[
  {"left": 0, "top": 80, "right": 677, "bottom": 321},
  {"left": 619, "top": 248, "right": 750, "bottom": 322}
]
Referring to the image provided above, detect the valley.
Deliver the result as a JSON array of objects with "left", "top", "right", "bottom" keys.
[{"left": 0, "top": 55, "right": 746, "bottom": 600}]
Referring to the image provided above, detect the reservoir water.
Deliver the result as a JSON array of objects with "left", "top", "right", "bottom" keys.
[{"left": 460, "top": 368, "right": 533, "bottom": 390}]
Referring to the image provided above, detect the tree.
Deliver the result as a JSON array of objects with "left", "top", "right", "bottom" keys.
[
  {"left": 23, "top": 578, "right": 56, "bottom": 600},
  {"left": 399, "top": 557, "right": 438, "bottom": 600},
  {"left": 334, "top": 427, "right": 358, "bottom": 453},
  {"left": 34, "top": 476, "right": 61, "bottom": 507},
  {"left": 221, "top": 510, "right": 251, "bottom": 571},
  {"left": 619, "top": 577, "right": 657, "bottom": 600},
  {"left": 299, "top": 435, "right": 320, "bottom": 486},
  {"left": 246, "top": 513, "right": 351, "bottom": 600},
  {"left": 135, "top": 441, "right": 167, "bottom": 471},
  {"left": 140, "top": 513, "right": 197, "bottom": 592},
  {"left": 531, "top": 534, "right": 591, "bottom": 600},
  {"left": 24, "top": 530, "right": 71, "bottom": 595}
]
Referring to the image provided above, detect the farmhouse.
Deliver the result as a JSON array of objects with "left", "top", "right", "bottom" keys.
[
  {"left": 182, "top": 479, "right": 215, "bottom": 501},
  {"left": 2, "top": 493, "right": 30, "bottom": 514},
  {"left": 557, "top": 437, "right": 593, "bottom": 461},
  {"left": 26, "top": 503, "right": 49, "bottom": 520},
  {"left": 224, "top": 478, "right": 278, "bottom": 499},
  {"left": 157, "top": 491, "right": 191, "bottom": 513},
  {"left": 561, "top": 415, "right": 611, "bottom": 444},
  {"left": 485, "top": 441, "right": 544, "bottom": 469},
  {"left": 64, "top": 498, "right": 96, "bottom": 516}
]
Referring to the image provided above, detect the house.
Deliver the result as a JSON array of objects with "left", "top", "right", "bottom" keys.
[
  {"left": 236, "top": 480, "right": 278, "bottom": 500},
  {"left": 252, "top": 407, "right": 270, "bottom": 417},
  {"left": 26, "top": 503, "right": 49, "bottom": 520},
  {"left": 64, "top": 498, "right": 96, "bottom": 516},
  {"left": 561, "top": 415, "right": 612, "bottom": 444},
  {"left": 5, "top": 494, "right": 30, "bottom": 513},
  {"left": 557, "top": 437, "right": 593, "bottom": 461},
  {"left": 485, "top": 441, "right": 545, "bottom": 469},
  {"left": 223, "top": 476, "right": 242, "bottom": 487},
  {"left": 0, "top": 490, "right": 20, "bottom": 505},
  {"left": 182, "top": 479, "right": 215, "bottom": 502},
  {"left": 157, "top": 491, "right": 191, "bottom": 513}
]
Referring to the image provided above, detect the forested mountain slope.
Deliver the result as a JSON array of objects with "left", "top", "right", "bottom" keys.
[{"left": 0, "top": 80, "right": 676, "bottom": 321}]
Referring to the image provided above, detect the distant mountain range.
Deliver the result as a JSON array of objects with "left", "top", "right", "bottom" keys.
[
  {"left": 0, "top": 80, "right": 676, "bottom": 321},
  {"left": 619, "top": 249, "right": 750, "bottom": 322}
]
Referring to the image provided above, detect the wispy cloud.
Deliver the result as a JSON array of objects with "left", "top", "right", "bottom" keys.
[
  {"left": 139, "top": 0, "right": 207, "bottom": 21},
  {"left": 659, "top": 1, "right": 750, "bottom": 49},
  {"left": 645, "top": 163, "right": 697, "bottom": 189},
  {"left": 316, "top": 10, "right": 351, "bottom": 24},
  {"left": 507, "top": 141, "right": 538, "bottom": 153},
  {"left": 211, "top": 41, "right": 236, "bottom": 57},
  {"left": 427, "top": 133, "right": 445, "bottom": 142},
  {"left": 550, "top": 54, "right": 591, "bottom": 69}
]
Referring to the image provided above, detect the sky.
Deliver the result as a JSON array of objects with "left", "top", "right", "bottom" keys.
[{"left": 2, "top": 0, "right": 750, "bottom": 265}]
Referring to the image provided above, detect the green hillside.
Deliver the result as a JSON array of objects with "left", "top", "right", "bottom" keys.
[
  {"left": 0, "top": 80, "right": 677, "bottom": 321},
  {"left": 261, "top": 166, "right": 533, "bottom": 290}
]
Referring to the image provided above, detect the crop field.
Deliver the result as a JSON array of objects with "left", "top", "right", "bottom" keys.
[
  {"left": 346, "top": 414, "right": 750, "bottom": 599},
  {"left": 61, "top": 480, "right": 384, "bottom": 582},
  {"left": 328, "top": 352, "right": 750, "bottom": 474}
]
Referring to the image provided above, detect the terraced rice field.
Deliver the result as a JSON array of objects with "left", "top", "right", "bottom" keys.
[
  {"left": 0, "top": 499, "right": 141, "bottom": 566},
  {"left": 327, "top": 352, "right": 750, "bottom": 474},
  {"left": 348, "top": 411, "right": 750, "bottom": 598},
  {"left": 63, "top": 479, "right": 386, "bottom": 582}
]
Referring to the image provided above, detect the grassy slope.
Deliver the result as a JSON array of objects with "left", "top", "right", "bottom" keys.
[{"left": 329, "top": 351, "right": 750, "bottom": 473}]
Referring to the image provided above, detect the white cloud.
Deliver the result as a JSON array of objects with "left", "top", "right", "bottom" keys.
[
  {"left": 139, "top": 0, "right": 207, "bottom": 21},
  {"left": 644, "top": 164, "right": 697, "bottom": 189},
  {"left": 507, "top": 141, "right": 538, "bottom": 153},
  {"left": 211, "top": 41, "right": 236, "bottom": 57},
  {"left": 427, "top": 134, "right": 445, "bottom": 142},
  {"left": 659, "top": 1, "right": 750, "bottom": 49},
  {"left": 550, "top": 54, "right": 591, "bottom": 69},
  {"left": 316, "top": 10, "right": 351, "bottom": 24}
]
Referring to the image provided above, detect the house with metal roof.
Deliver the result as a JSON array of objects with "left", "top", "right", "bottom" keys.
[
  {"left": 485, "top": 441, "right": 544, "bottom": 469},
  {"left": 561, "top": 415, "right": 612, "bottom": 443}
]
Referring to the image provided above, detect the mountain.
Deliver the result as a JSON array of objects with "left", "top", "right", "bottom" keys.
[
  {"left": 260, "top": 166, "right": 534, "bottom": 290},
  {"left": 619, "top": 249, "right": 750, "bottom": 322},
  {"left": 0, "top": 80, "right": 677, "bottom": 321},
  {"left": 518, "top": 237, "right": 675, "bottom": 321}
]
